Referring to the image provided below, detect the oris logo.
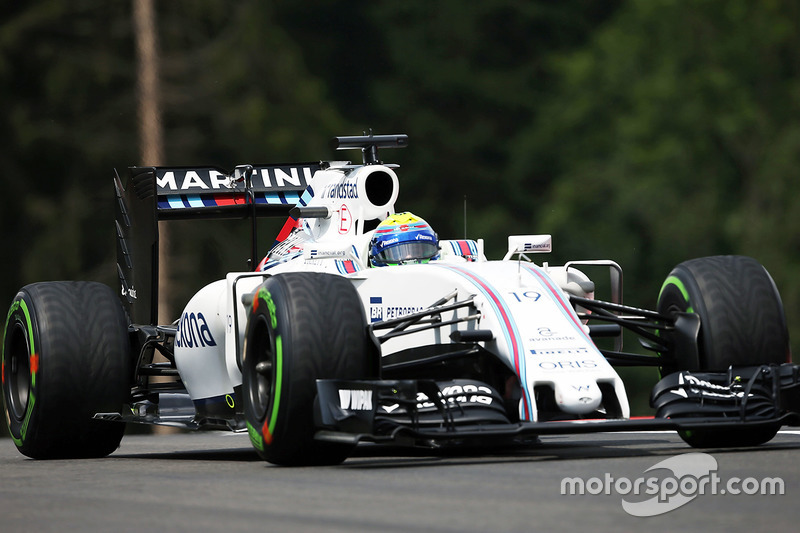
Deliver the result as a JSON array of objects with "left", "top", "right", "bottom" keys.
[{"left": 538, "top": 360, "right": 597, "bottom": 370}]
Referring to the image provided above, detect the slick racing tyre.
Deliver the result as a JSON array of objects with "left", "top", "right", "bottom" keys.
[
  {"left": 242, "top": 273, "right": 374, "bottom": 466},
  {"left": 657, "top": 256, "right": 789, "bottom": 448},
  {"left": 2, "top": 282, "right": 131, "bottom": 459}
]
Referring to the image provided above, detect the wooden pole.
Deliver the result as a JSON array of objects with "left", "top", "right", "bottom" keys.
[{"left": 132, "top": 0, "right": 170, "bottom": 324}]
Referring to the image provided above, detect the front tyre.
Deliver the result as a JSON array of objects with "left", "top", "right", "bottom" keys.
[
  {"left": 657, "top": 256, "right": 789, "bottom": 447},
  {"left": 2, "top": 282, "right": 131, "bottom": 458},
  {"left": 658, "top": 255, "right": 789, "bottom": 371},
  {"left": 242, "top": 273, "right": 374, "bottom": 466}
]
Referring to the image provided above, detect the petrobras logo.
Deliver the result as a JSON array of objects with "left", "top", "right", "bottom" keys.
[
  {"left": 368, "top": 296, "right": 423, "bottom": 322},
  {"left": 369, "top": 296, "right": 383, "bottom": 322},
  {"left": 385, "top": 305, "right": 423, "bottom": 319}
]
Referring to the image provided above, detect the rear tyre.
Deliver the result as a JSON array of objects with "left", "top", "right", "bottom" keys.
[
  {"left": 242, "top": 273, "right": 373, "bottom": 466},
  {"left": 657, "top": 256, "right": 789, "bottom": 447},
  {"left": 2, "top": 282, "right": 131, "bottom": 458}
]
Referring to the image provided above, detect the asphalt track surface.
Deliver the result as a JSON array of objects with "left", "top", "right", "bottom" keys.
[{"left": 1, "top": 429, "right": 798, "bottom": 533}]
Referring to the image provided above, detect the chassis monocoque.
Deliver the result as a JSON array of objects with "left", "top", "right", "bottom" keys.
[{"left": 3, "top": 134, "right": 799, "bottom": 464}]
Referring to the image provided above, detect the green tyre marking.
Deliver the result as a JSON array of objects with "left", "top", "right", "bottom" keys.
[
  {"left": 263, "top": 288, "right": 281, "bottom": 440},
  {"left": 257, "top": 287, "right": 277, "bottom": 328},
  {"left": 21, "top": 299, "right": 35, "bottom": 388},
  {"left": 4, "top": 297, "right": 37, "bottom": 447},
  {"left": 247, "top": 421, "right": 264, "bottom": 451},
  {"left": 659, "top": 275, "right": 695, "bottom": 313},
  {"left": 251, "top": 288, "right": 282, "bottom": 448},
  {"left": 16, "top": 394, "right": 35, "bottom": 446},
  {"left": 267, "top": 335, "right": 283, "bottom": 440}
]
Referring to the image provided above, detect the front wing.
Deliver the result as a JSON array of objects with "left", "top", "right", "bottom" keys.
[{"left": 314, "top": 364, "right": 800, "bottom": 447}]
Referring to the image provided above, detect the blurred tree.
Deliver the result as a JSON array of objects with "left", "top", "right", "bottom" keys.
[
  {"left": 0, "top": 1, "right": 138, "bottom": 300},
  {"left": 363, "top": 0, "right": 621, "bottom": 253},
  {"left": 0, "top": 0, "right": 350, "bottom": 314},
  {"left": 517, "top": 0, "right": 800, "bottom": 353},
  {"left": 272, "top": 0, "right": 390, "bottom": 121}
]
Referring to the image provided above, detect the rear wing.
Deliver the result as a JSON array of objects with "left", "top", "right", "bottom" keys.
[
  {"left": 114, "top": 132, "right": 408, "bottom": 326},
  {"left": 153, "top": 164, "right": 318, "bottom": 219},
  {"left": 114, "top": 164, "right": 319, "bottom": 325}
]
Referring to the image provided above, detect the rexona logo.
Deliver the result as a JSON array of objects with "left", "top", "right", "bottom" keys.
[
  {"left": 339, "top": 389, "right": 373, "bottom": 411},
  {"left": 176, "top": 312, "right": 217, "bottom": 348}
]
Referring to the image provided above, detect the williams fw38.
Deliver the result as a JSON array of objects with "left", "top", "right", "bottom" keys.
[{"left": 3, "top": 134, "right": 799, "bottom": 465}]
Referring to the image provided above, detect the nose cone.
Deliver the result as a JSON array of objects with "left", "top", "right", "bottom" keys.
[{"left": 553, "top": 380, "right": 603, "bottom": 415}]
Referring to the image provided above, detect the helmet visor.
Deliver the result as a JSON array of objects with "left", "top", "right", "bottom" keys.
[{"left": 373, "top": 241, "right": 439, "bottom": 265}]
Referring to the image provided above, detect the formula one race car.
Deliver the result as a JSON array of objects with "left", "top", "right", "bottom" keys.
[{"left": 3, "top": 134, "right": 800, "bottom": 464}]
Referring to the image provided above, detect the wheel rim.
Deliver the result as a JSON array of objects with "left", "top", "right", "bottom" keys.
[
  {"left": 247, "top": 315, "right": 275, "bottom": 421},
  {"left": 5, "top": 321, "right": 31, "bottom": 420}
]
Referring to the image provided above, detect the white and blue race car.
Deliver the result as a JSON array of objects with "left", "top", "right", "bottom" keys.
[{"left": 3, "top": 134, "right": 798, "bottom": 464}]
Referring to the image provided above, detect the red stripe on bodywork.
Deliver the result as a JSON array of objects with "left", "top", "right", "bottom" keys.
[
  {"left": 214, "top": 194, "right": 248, "bottom": 206},
  {"left": 275, "top": 217, "right": 300, "bottom": 243}
]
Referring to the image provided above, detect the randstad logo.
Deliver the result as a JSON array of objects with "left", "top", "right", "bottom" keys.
[{"left": 560, "top": 452, "right": 784, "bottom": 517}]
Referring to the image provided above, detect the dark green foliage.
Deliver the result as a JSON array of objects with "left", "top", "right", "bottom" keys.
[{"left": 523, "top": 0, "right": 800, "bottom": 333}]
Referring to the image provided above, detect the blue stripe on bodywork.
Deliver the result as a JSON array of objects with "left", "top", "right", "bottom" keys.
[
  {"left": 435, "top": 264, "right": 532, "bottom": 420},
  {"left": 186, "top": 195, "right": 204, "bottom": 208},
  {"left": 521, "top": 264, "right": 598, "bottom": 348},
  {"left": 168, "top": 196, "right": 185, "bottom": 209}
]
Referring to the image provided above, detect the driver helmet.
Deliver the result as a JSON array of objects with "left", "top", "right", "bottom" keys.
[{"left": 369, "top": 212, "right": 439, "bottom": 266}]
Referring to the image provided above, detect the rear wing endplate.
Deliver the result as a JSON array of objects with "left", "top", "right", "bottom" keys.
[{"left": 114, "top": 163, "right": 319, "bottom": 325}]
